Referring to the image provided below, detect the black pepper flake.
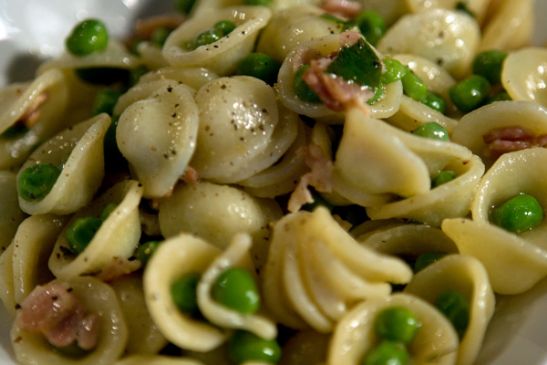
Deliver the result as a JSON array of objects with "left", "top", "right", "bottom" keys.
[
  {"left": 14, "top": 336, "right": 22, "bottom": 343},
  {"left": 221, "top": 84, "right": 227, "bottom": 90},
  {"left": 438, "top": 30, "right": 445, "bottom": 39},
  {"left": 239, "top": 137, "right": 245, "bottom": 141},
  {"left": 436, "top": 58, "right": 444, "bottom": 66},
  {"left": 175, "top": 103, "right": 180, "bottom": 108},
  {"left": 52, "top": 295, "right": 59, "bottom": 301},
  {"left": 163, "top": 153, "right": 169, "bottom": 159},
  {"left": 214, "top": 45, "right": 219, "bottom": 48},
  {"left": 15, "top": 304, "right": 21, "bottom": 310},
  {"left": 172, "top": 112, "right": 177, "bottom": 118},
  {"left": 205, "top": 125, "right": 211, "bottom": 131},
  {"left": 167, "top": 86, "right": 173, "bottom": 92},
  {"left": 67, "top": 287, "right": 73, "bottom": 292}
]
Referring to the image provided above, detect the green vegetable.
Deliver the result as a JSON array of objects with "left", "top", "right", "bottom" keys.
[
  {"left": 18, "top": 163, "right": 61, "bottom": 201},
  {"left": 374, "top": 306, "right": 421, "bottom": 344},
  {"left": 237, "top": 53, "right": 281, "bottom": 85},
  {"left": 92, "top": 89, "right": 122, "bottom": 116},
  {"left": 65, "top": 217, "right": 103, "bottom": 254},
  {"left": 65, "top": 19, "right": 109, "bottom": 56},
  {"left": 431, "top": 170, "right": 456, "bottom": 188},
  {"left": 213, "top": 20, "right": 237, "bottom": 35},
  {"left": 414, "top": 252, "right": 446, "bottom": 272},
  {"left": 412, "top": 122, "right": 449, "bottom": 141},
  {"left": 402, "top": 71, "right": 428, "bottom": 102},
  {"left": 228, "top": 331, "right": 282, "bottom": 364},
  {"left": 355, "top": 10, "right": 386, "bottom": 46},
  {"left": 135, "top": 241, "right": 161, "bottom": 265},
  {"left": 381, "top": 58, "right": 409, "bottom": 84},
  {"left": 171, "top": 272, "right": 201, "bottom": 315},
  {"left": 1, "top": 124, "right": 29, "bottom": 139},
  {"left": 449, "top": 75, "right": 491, "bottom": 113},
  {"left": 212, "top": 267, "right": 260, "bottom": 314},
  {"left": 473, "top": 50, "right": 507, "bottom": 84},
  {"left": 488, "top": 91, "right": 511, "bottom": 103},
  {"left": 293, "top": 64, "right": 321, "bottom": 103},
  {"left": 99, "top": 203, "right": 118, "bottom": 221},
  {"left": 362, "top": 341, "right": 409, "bottom": 365},
  {"left": 187, "top": 20, "right": 236, "bottom": 50},
  {"left": 423, "top": 92, "right": 447, "bottom": 114},
  {"left": 435, "top": 291, "right": 469, "bottom": 339},
  {"left": 75, "top": 67, "right": 130, "bottom": 85},
  {"left": 151, "top": 27, "right": 172, "bottom": 47},
  {"left": 491, "top": 193, "right": 544, "bottom": 233},
  {"left": 176, "top": 0, "right": 196, "bottom": 14},
  {"left": 367, "top": 84, "right": 385, "bottom": 105},
  {"left": 244, "top": 0, "right": 272, "bottom": 5}
]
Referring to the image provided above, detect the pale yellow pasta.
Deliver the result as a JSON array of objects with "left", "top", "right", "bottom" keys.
[
  {"left": 0, "top": 244, "right": 15, "bottom": 316},
  {"left": 405, "top": 255, "right": 496, "bottom": 365},
  {"left": 327, "top": 293, "right": 459, "bottom": 365},
  {"left": 387, "top": 95, "right": 458, "bottom": 133},
  {"left": 138, "top": 67, "right": 219, "bottom": 91},
  {"left": 0, "top": 171, "right": 25, "bottom": 252},
  {"left": 115, "top": 356, "right": 205, "bottom": 365},
  {"left": 356, "top": 0, "right": 408, "bottom": 25},
  {"left": 114, "top": 79, "right": 185, "bottom": 116},
  {"left": 501, "top": 48, "right": 547, "bottom": 107},
  {"left": 11, "top": 277, "right": 128, "bottom": 365},
  {"left": 135, "top": 42, "right": 170, "bottom": 70},
  {"left": 479, "top": 0, "right": 533, "bottom": 51},
  {"left": 405, "top": 0, "right": 491, "bottom": 22},
  {"left": 17, "top": 114, "right": 110, "bottom": 215}
]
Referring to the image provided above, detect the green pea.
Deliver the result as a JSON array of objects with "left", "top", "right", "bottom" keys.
[
  {"left": 171, "top": 273, "right": 201, "bottom": 315},
  {"left": 237, "top": 53, "right": 281, "bottom": 85},
  {"left": 18, "top": 163, "right": 61, "bottom": 201},
  {"left": 449, "top": 75, "right": 491, "bottom": 113},
  {"left": 435, "top": 291, "right": 469, "bottom": 339},
  {"left": 193, "top": 30, "right": 221, "bottom": 48},
  {"left": 175, "top": 0, "right": 196, "bottom": 14},
  {"left": 488, "top": 91, "right": 511, "bottom": 104},
  {"left": 367, "top": 84, "right": 385, "bottom": 105},
  {"left": 92, "top": 89, "right": 122, "bottom": 116},
  {"left": 355, "top": 10, "right": 386, "bottom": 46},
  {"left": 293, "top": 65, "right": 321, "bottom": 103},
  {"left": 244, "top": 0, "right": 272, "bottom": 5},
  {"left": 374, "top": 306, "right": 421, "bottom": 344},
  {"left": 151, "top": 27, "right": 172, "bottom": 47},
  {"left": 212, "top": 267, "right": 260, "bottom": 314},
  {"left": 381, "top": 59, "right": 409, "bottom": 84},
  {"left": 472, "top": 50, "right": 507, "bottom": 84},
  {"left": 412, "top": 122, "right": 449, "bottom": 141},
  {"left": 65, "top": 19, "right": 109, "bottom": 56},
  {"left": 2, "top": 124, "right": 29, "bottom": 139},
  {"left": 402, "top": 71, "right": 428, "bottom": 102},
  {"left": 228, "top": 330, "right": 281, "bottom": 364},
  {"left": 135, "top": 241, "right": 161, "bottom": 265},
  {"left": 423, "top": 91, "right": 447, "bottom": 114},
  {"left": 65, "top": 217, "right": 103, "bottom": 254},
  {"left": 99, "top": 203, "right": 118, "bottom": 221},
  {"left": 213, "top": 20, "right": 237, "bottom": 36},
  {"left": 491, "top": 193, "right": 544, "bottom": 233},
  {"left": 75, "top": 67, "right": 130, "bottom": 85},
  {"left": 362, "top": 341, "right": 409, "bottom": 365},
  {"left": 414, "top": 252, "right": 446, "bottom": 272},
  {"left": 431, "top": 170, "right": 456, "bottom": 188}
]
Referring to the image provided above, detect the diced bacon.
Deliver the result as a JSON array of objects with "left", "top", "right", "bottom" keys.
[
  {"left": 321, "top": 0, "right": 362, "bottom": 18},
  {"left": 483, "top": 126, "right": 547, "bottom": 159},
  {"left": 96, "top": 257, "right": 141, "bottom": 282},
  {"left": 134, "top": 15, "right": 185, "bottom": 40},
  {"left": 483, "top": 126, "right": 534, "bottom": 143},
  {"left": 181, "top": 165, "right": 199, "bottom": 185},
  {"left": 17, "top": 93, "right": 48, "bottom": 129},
  {"left": 16, "top": 282, "right": 100, "bottom": 351}
]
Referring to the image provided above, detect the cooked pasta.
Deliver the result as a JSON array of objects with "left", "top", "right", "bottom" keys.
[{"left": 0, "top": 1, "right": 545, "bottom": 365}]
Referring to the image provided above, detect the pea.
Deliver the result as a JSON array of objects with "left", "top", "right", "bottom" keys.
[
  {"left": 99, "top": 203, "right": 118, "bottom": 221},
  {"left": 65, "top": 19, "right": 109, "bottom": 56},
  {"left": 171, "top": 273, "right": 201, "bottom": 315},
  {"left": 244, "top": 0, "right": 272, "bottom": 5},
  {"left": 135, "top": 241, "right": 161, "bottom": 265},
  {"left": 491, "top": 193, "right": 544, "bottom": 233},
  {"left": 213, "top": 20, "right": 237, "bottom": 36},
  {"left": 412, "top": 122, "right": 449, "bottom": 141},
  {"left": 228, "top": 330, "right": 281, "bottom": 364},
  {"left": 65, "top": 217, "right": 103, "bottom": 254},
  {"left": 414, "top": 252, "right": 446, "bottom": 272},
  {"left": 355, "top": 10, "right": 386, "bottom": 46},
  {"left": 431, "top": 170, "right": 456, "bottom": 188},
  {"left": 293, "top": 65, "right": 321, "bottom": 103},
  {"left": 92, "top": 89, "right": 122, "bottom": 116},
  {"left": 362, "top": 341, "right": 409, "bottom": 365},
  {"left": 151, "top": 27, "right": 172, "bottom": 47},
  {"left": 175, "top": 0, "right": 196, "bottom": 14},
  {"left": 237, "top": 53, "right": 281, "bottom": 85},
  {"left": 18, "top": 163, "right": 61, "bottom": 201},
  {"left": 381, "top": 59, "right": 409, "bottom": 84},
  {"left": 212, "top": 267, "right": 260, "bottom": 314},
  {"left": 423, "top": 92, "right": 447, "bottom": 114},
  {"left": 374, "top": 306, "right": 421, "bottom": 344},
  {"left": 367, "top": 84, "right": 385, "bottom": 105},
  {"left": 193, "top": 30, "right": 221, "bottom": 48},
  {"left": 488, "top": 91, "right": 511, "bottom": 104},
  {"left": 449, "top": 75, "right": 491, "bottom": 113},
  {"left": 472, "top": 50, "right": 507, "bottom": 85},
  {"left": 435, "top": 291, "right": 469, "bottom": 339},
  {"left": 402, "top": 71, "right": 428, "bottom": 103}
]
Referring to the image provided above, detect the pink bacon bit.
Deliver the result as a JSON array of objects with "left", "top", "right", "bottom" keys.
[
  {"left": 483, "top": 126, "right": 547, "bottom": 160},
  {"left": 321, "top": 0, "right": 362, "bottom": 18},
  {"left": 16, "top": 282, "right": 100, "bottom": 351}
]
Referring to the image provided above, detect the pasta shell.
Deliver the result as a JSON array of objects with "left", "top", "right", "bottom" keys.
[
  {"left": 0, "top": 171, "right": 25, "bottom": 252},
  {"left": 115, "top": 356, "right": 204, "bottom": 365},
  {"left": 405, "top": 0, "right": 490, "bottom": 23},
  {"left": 479, "top": 0, "right": 533, "bottom": 51},
  {"left": 138, "top": 67, "right": 219, "bottom": 91},
  {"left": 0, "top": 244, "right": 15, "bottom": 316},
  {"left": 502, "top": 48, "right": 547, "bottom": 107},
  {"left": 356, "top": 0, "right": 408, "bottom": 25}
]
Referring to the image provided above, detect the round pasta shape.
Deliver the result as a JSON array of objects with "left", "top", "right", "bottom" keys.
[
  {"left": 405, "top": 0, "right": 490, "bottom": 22},
  {"left": 479, "top": 0, "right": 533, "bottom": 51},
  {"left": 0, "top": 69, "right": 69, "bottom": 169},
  {"left": 191, "top": 76, "right": 298, "bottom": 183},
  {"left": 48, "top": 180, "right": 143, "bottom": 279},
  {"left": 135, "top": 42, "right": 169, "bottom": 70},
  {"left": 356, "top": 0, "right": 408, "bottom": 25},
  {"left": 158, "top": 181, "right": 281, "bottom": 270},
  {"left": 366, "top": 155, "right": 485, "bottom": 226},
  {"left": 404, "top": 255, "right": 495, "bottom": 365},
  {"left": 11, "top": 277, "right": 128, "bottom": 365},
  {"left": 327, "top": 293, "right": 459, "bottom": 365},
  {"left": 262, "top": 208, "right": 412, "bottom": 332},
  {"left": 115, "top": 356, "right": 205, "bottom": 365},
  {"left": 277, "top": 32, "right": 403, "bottom": 120},
  {"left": 17, "top": 114, "right": 110, "bottom": 215},
  {"left": 501, "top": 48, "right": 547, "bottom": 107},
  {"left": 143, "top": 234, "right": 226, "bottom": 352},
  {"left": 0, "top": 171, "right": 25, "bottom": 252},
  {"left": 197, "top": 233, "right": 277, "bottom": 339},
  {"left": 378, "top": 9, "right": 480, "bottom": 78},
  {"left": 451, "top": 101, "right": 547, "bottom": 165},
  {"left": 0, "top": 244, "right": 16, "bottom": 316},
  {"left": 117, "top": 83, "right": 199, "bottom": 198},
  {"left": 110, "top": 275, "right": 167, "bottom": 355},
  {"left": 138, "top": 67, "right": 219, "bottom": 91},
  {"left": 163, "top": 6, "right": 271, "bottom": 75}
]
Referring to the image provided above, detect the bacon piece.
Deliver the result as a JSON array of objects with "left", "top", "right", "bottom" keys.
[
  {"left": 17, "top": 282, "right": 100, "bottom": 351},
  {"left": 134, "top": 15, "right": 185, "bottom": 40},
  {"left": 288, "top": 144, "right": 334, "bottom": 212},
  {"left": 181, "top": 165, "right": 199, "bottom": 185},
  {"left": 321, "top": 0, "right": 362, "bottom": 18},
  {"left": 483, "top": 126, "right": 547, "bottom": 159},
  {"left": 16, "top": 92, "right": 48, "bottom": 129}
]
